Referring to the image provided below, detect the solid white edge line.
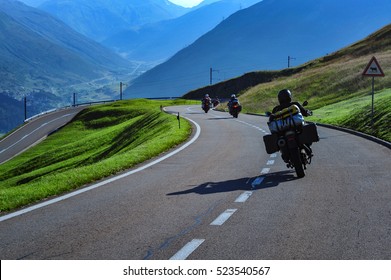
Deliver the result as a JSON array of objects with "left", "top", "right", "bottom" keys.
[
  {"left": 170, "top": 239, "right": 205, "bottom": 260},
  {"left": 0, "top": 115, "right": 201, "bottom": 223},
  {"left": 0, "top": 113, "right": 75, "bottom": 154}
]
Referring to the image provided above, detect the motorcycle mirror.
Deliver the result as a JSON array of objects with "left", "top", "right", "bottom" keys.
[
  {"left": 303, "top": 101, "right": 308, "bottom": 106},
  {"left": 265, "top": 112, "right": 271, "bottom": 117}
]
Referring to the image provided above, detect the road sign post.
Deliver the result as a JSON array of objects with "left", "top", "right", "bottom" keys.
[{"left": 362, "top": 56, "right": 385, "bottom": 128}]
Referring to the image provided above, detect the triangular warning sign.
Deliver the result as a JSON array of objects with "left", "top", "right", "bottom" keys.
[{"left": 362, "top": 56, "right": 385, "bottom": 77}]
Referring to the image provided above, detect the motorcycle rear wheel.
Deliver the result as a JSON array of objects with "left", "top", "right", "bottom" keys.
[{"left": 290, "top": 147, "right": 305, "bottom": 178}]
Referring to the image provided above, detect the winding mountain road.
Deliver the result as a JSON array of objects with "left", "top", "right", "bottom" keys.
[
  {"left": 0, "top": 106, "right": 86, "bottom": 164},
  {"left": 0, "top": 105, "right": 390, "bottom": 260}
]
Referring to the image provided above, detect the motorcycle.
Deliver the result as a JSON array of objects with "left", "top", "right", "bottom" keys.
[
  {"left": 229, "top": 100, "right": 242, "bottom": 118},
  {"left": 263, "top": 101, "right": 319, "bottom": 178},
  {"left": 202, "top": 100, "right": 211, "bottom": 113},
  {"left": 212, "top": 98, "right": 220, "bottom": 108}
]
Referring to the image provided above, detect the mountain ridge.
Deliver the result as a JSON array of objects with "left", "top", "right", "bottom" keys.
[
  {"left": 0, "top": 0, "right": 135, "bottom": 134},
  {"left": 102, "top": 0, "right": 260, "bottom": 63},
  {"left": 184, "top": 23, "right": 391, "bottom": 101},
  {"left": 125, "top": 0, "right": 391, "bottom": 98},
  {"left": 36, "top": 0, "right": 189, "bottom": 42}
]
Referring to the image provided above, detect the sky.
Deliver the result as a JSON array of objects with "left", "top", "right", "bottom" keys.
[
  {"left": 168, "top": 0, "right": 204, "bottom": 8},
  {"left": 19, "top": 1, "right": 206, "bottom": 8}
]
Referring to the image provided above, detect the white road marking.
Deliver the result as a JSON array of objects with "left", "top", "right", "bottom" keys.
[
  {"left": 210, "top": 209, "right": 237, "bottom": 226},
  {"left": 266, "top": 160, "right": 275, "bottom": 165},
  {"left": 270, "top": 153, "right": 277, "bottom": 158},
  {"left": 235, "top": 191, "right": 253, "bottom": 203},
  {"left": 251, "top": 177, "right": 265, "bottom": 189},
  {"left": 261, "top": 168, "right": 270, "bottom": 174},
  {"left": 0, "top": 114, "right": 74, "bottom": 155},
  {"left": 170, "top": 239, "right": 205, "bottom": 260},
  {"left": 0, "top": 115, "right": 202, "bottom": 223}
]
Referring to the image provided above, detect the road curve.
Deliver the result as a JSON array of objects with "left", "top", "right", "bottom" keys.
[
  {"left": 0, "top": 106, "right": 86, "bottom": 164},
  {"left": 0, "top": 105, "right": 390, "bottom": 260}
]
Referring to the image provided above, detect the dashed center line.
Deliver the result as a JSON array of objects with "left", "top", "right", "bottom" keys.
[
  {"left": 261, "top": 167, "right": 270, "bottom": 174},
  {"left": 251, "top": 177, "right": 265, "bottom": 189},
  {"left": 210, "top": 209, "right": 237, "bottom": 226},
  {"left": 170, "top": 239, "right": 205, "bottom": 260},
  {"left": 267, "top": 160, "right": 275, "bottom": 165},
  {"left": 235, "top": 191, "right": 253, "bottom": 203},
  {"left": 169, "top": 110, "right": 276, "bottom": 260}
]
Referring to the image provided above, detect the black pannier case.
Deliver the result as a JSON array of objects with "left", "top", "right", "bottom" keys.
[
  {"left": 299, "top": 123, "right": 319, "bottom": 144},
  {"left": 263, "top": 134, "right": 279, "bottom": 154}
]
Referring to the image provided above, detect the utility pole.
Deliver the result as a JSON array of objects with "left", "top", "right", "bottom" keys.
[
  {"left": 210, "top": 67, "right": 219, "bottom": 85},
  {"left": 73, "top": 92, "right": 76, "bottom": 107},
  {"left": 24, "top": 96, "right": 27, "bottom": 120},
  {"left": 120, "top": 82, "right": 127, "bottom": 100},
  {"left": 288, "top": 56, "right": 296, "bottom": 68}
]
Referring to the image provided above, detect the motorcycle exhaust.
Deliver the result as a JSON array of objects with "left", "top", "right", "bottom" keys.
[{"left": 277, "top": 138, "right": 286, "bottom": 148}]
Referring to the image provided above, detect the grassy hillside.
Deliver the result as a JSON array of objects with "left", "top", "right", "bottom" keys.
[
  {"left": 237, "top": 24, "right": 391, "bottom": 141},
  {"left": 307, "top": 89, "right": 391, "bottom": 142},
  {"left": 186, "top": 24, "right": 391, "bottom": 142},
  {"left": 0, "top": 99, "right": 193, "bottom": 212}
]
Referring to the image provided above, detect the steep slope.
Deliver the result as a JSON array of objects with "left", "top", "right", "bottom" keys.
[
  {"left": 185, "top": 23, "right": 391, "bottom": 102},
  {"left": 125, "top": 0, "right": 391, "bottom": 98},
  {"left": 0, "top": 0, "right": 135, "bottom": 134},
  {"left": 1, "top": 0, "right": 133, "bottom": 71},
  {"left": 103, "top": 0, "right": 260, "bottom": 62},
  {"left": 187, "top": 24, "right": 391, "bottom": 141}
]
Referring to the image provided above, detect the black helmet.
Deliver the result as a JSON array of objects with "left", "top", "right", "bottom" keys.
[{"left": 278, "top": 89, "right": 292, "bottom": 105}]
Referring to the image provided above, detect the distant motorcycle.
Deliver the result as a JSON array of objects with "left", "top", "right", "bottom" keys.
[
  {"left": 202, "top": 100, "right": 211, "bottom": 113},
  {"left": 212, "top": 98, "right": 220, "bottom": 108},
  {"left": 229, "top": 100, "right": 242, "bottom": 118},
  {"left": 263, "top": 101, "right": 319, "bottom": 178}
]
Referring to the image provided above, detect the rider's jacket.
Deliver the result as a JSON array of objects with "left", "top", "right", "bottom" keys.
[{"left": 272, "top": 102, "right": 310, "bottom": 117}]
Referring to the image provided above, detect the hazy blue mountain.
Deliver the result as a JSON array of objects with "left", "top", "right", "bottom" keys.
[
  {"left": 15, "top": 0, "right": 45, "bottom": 6},
  {"left": 0, "top": 0, "right": 135, "bottom": 134},
  {"left": 103, "top": 0, "right": 260, "bottom": 63},
  {"left": 125, "top": 0, "right": 391, "bottom": 97},
  {"left": 36, "top": 0, "right": 189, "bottom": 42},
  {"left": 124, "top": 0, "right": 391, "bottom": 98}
]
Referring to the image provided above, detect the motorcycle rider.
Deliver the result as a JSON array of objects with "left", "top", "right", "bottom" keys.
[
  {"left": 270, "top": 89, "right": 312, "bottom": 119},
  {"left": 227, "top": 94, "right": 240, "bottom": 110},
  {"left": 202, "top": 94, "right": 211, "bottom": 105},
  {"left": 269, "top": 89, "right": 313, "bottom": 161},
  {"left": 202, "top": 94, "right": 212, "bottom": 109}
]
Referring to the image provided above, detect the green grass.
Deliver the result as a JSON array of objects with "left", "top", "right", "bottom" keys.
[
  {"left": 237, "top": 52, "right": 391, "bottom": 142},
  {"left": 0, "top": 99, "right": 194, "bottom": 212},
  {"left": 307, "top": 89, "right": 391, "bottom": 142},
  {"left": 208, "top": 24, "right": 391, "bottom": 143}
]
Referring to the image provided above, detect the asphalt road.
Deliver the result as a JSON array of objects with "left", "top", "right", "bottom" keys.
[
  {"left": 0, "top": 105, "right": 390, "bottom": 260},
  {"left": 0, "top": 106, "right": 86, "bottom": 164}
]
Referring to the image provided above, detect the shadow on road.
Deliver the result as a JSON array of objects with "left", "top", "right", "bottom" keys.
[
  {"left": 207, "top": 117, "right": 233, "bottom": 120},
  {"left": 167, "top": 177, "right": 251, "bottom": 196},
  {"left": 167, "top": 170, "right": 298, "bottom": 196},
  {"left": 185, "top": 112, "right": 205, "bottom": 115},
  {"left": 257, "top": 170, "right": 298, "bottom": 190}
]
